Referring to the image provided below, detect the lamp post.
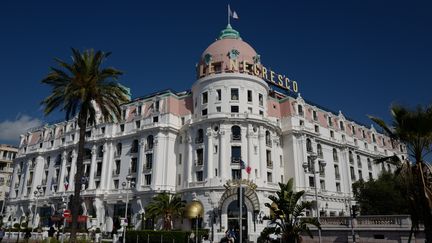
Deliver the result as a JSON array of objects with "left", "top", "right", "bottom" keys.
[
  {"left": 122, "top": 175, "right": 135, "bottom": 243},
  {"left": 303, "top": 152, "right": 326, "bottom": 243},
  {"left": 32, "top": 185, "right": 43, "bottom": 232}
]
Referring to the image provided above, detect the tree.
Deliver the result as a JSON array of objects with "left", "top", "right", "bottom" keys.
[
  {"left": 260, "top": 178, "right": 320, "bottom": 243},
  {"left": 41, "top": 48, "right": 130, "bottom": 242},
  {"left": 352, "top": 172, "right": 410, "bottom": 215},
  {"left": 145, "top": 192, "right": 186, "bottom": 230},
  {"left": 370, "top": 105, "right": 432, "bottom": 242}
]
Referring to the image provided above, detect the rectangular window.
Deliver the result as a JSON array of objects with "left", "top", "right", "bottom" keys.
[
  {"left": 336, "top": 182, "right": 341, "bottom": 192},
  {"left": 267, "top": 172, "right": 273, "bottom": 183},
  {"left": 309, "top": 176, "right": 315, "bottom": 187},
  {"left": 178, "top": 153, "right": 182, "bottom": 165},
  {"left": 334, "top": 165, "right": 340, "bottom": 179},
  {"left": 247, "top": 107, "right": 252, "bottom": 113},
  {"left": 231, "top": 88, "right": 239, "bottom": 100},
  {"left": 232, "top": 169, "right": 241, "bottom": 180},
  {"left": 216, "top": 89, "right": 222, "bottom": 101},
  {"left": 115, "top": 160, "right": 121, "bottom": 174},
  {"left": 247, "top": 90, "right": 252, "bottom": 102},
  {"left": 358, "top": 170, "right": 363, "bottom": 180},
  {"left": 266, "top": 150, "right": 272, "bottom": 168},
  {"left": 146, "top": 154, "right": 153, "bottom": 169},
  {"left": 369, "top": 172, "right": 373, "bottom": 180},
  {"left": 145, "top": 174, "right": 152, "bottom": 185},
  {"left": 155, "top": 101, "right": 160, "bottom": 111},
  {"left": 131, "top": 158, "right": 137, "bottom": 173},
  {"left": 153, "top": 116, "right": 159, "bottom": 123},
  {"left": 314, "top": 125, "right": 319, "bottom": 133},
  {"left": 202, "top": 92, "right": 208, "bottom": 104},
  {"left": 120, "top": 124, "right": 125, "bottom": 132},
  {"left": 196, "top": 149, "right": 204, "bottom": 165},
  {"left": 350, "top": 167, "right": 356, "bottom": 180},
  {"left": 231, "top": 106, "right": 239, "bottom": 113},
  {"left": 202, "top": 109, "right": 208, "bottom": 116},
  {"left": 137, "top": 106, "right": 142, "bottom": 115},
  {"left": 216, "top": 106, "right": 221, "bottom": 112},
  {"left": 196, "top": 171, "right": 203, "bottom": 181},
  {"left": 231, "top": 146, "right": 241, "bottom": 163},
  {"left": 114, "top": 180, "right": 119, "bottom": 189},
  {"left": 340, "top": 121, "right": 345, "bottom": 131},
  {"left": 258, "top": 93, "right": 263, "bottom": 106},
  {"left": 313, "top": 111, "right": 318, "bottom": 121},
  {"left": 320, "top": 180, "right": 326, "bottom": 190},
  {"left": 177, "top": 174, "right": 181, "bottom": 185},
  {"left": 330, "top": 130, "right": 334, "bottom": 138},
  {"left": 135, "top": 120, "right": 141, "bottom": 129},
  {"left": 328, "top": 117, "right": 333, "bottom": 127}
]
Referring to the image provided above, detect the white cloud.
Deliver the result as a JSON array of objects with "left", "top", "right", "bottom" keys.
[{"left": 0, "top": 115, "right": 43, "bottom": 143}]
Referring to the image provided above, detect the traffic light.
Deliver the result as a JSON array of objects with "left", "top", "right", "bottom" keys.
[{"left": 351, "top": 205, "right": 359, "bottom": 218}]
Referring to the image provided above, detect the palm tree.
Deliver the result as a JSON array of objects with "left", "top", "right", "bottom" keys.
[
  {"left": 145, "top": 192, "right": 186, "bottom": 230},
  {"left": 260, "top": 178, "right": 320, "bottom": 243},
  {"left": 370, "top": 105, "right": 432, "bottom": 242},
  {"left": 41, "top": 48, "right": 130, "bottom": 241}
]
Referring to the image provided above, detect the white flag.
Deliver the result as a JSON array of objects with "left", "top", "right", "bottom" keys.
[{"left": 228, "top": 5, "right": 239, "bottom": 19}]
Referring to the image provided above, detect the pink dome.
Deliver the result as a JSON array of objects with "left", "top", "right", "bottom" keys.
[
  {"left": 201, "top": 38, "right": 257, "bottom": 65},
  {"left": 198, "top": 25, "right": 259, "bottom": 72}
]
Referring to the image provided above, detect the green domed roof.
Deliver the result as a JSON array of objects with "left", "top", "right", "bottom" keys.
[{"left": 218, "top": 24, "right": 241, "bottom": 40}]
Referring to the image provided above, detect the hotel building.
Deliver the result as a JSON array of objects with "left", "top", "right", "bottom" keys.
[{"left": 6, "top": 25, "right": 405, "bottom": 241}]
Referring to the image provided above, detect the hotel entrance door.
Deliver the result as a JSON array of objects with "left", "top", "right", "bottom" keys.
[{"left": 227, "top": 200, "right": 248, "bottom": 242}]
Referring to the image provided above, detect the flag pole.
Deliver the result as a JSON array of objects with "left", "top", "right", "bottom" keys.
[{"left": 227, "top": 5, "right": 230, "bottom": 26}]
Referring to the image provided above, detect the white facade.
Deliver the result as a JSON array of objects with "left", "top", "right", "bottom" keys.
[{"left": 6, "top": 25, "right": 406, "bottom": 242}]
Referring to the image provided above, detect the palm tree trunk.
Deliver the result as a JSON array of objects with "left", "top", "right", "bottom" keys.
[{"left": 69, "top": 111, "right": 87, "bottom": 242}]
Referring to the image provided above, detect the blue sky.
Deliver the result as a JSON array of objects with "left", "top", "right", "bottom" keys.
[{"left": 0, "top": 0, "right": 431, "bottom": 145}]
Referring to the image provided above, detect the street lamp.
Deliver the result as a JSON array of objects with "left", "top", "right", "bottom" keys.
[
  {"left": 122, "top": 175, "right": 135, "bottom": 243},
  {"left": 32, "top": 185, "right": 44, "bottom": 232},
  {"left": 302, "top": 152, "right": 326, "bottom": 243}
]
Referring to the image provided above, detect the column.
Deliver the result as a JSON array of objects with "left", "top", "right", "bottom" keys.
[
  {"left": 151, "top": 135, "right": 159, "bottom": 188},
  {"left": 219, "top": 129, "right": 227, "bottom": 180},
  {"left": 100, "top": 142, "right": 110, "bottom": 190},
  {"left": 58, "top": 151, "right": 68, "bottom": 192},
  {"left": 136, "top": 138, "right": 145, "bottom": 188},
  {"left": 206, "top": 128, "right": 213, "bottom": 179},
  {"left": 258, "top": 127, "right": 266, "bottom": 180},
  {"left": 88, "top": 145, "right": 97, "bottom": 189},
  {"left": 247, "top": 126, "right": 254, "bottom": 180},
  {"left": 68, "top": 149, "right": 77, "bottom": 191},
  {"left": 186, "top": 135, "right": 193, "bottom": 184}
]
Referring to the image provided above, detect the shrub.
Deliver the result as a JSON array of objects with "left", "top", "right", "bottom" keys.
[{"left": 125, "top": 229, "right": 209, "bottom": 243}]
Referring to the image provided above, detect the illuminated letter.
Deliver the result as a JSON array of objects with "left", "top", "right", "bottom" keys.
[
  {"left": 292, "top": 81, "right": 299, "bottom": 92},
  {"left": 253, "top": 64, "right": 260, "bottom": 76},
  {"left": 208, "top": 61, "right": 214, "bottom": 74},
  {"left": 230, "top": 59, "right": 238, "bottom": 72},
  {"left": 199, "top": 65, "right": 205, "bottom": 77},
  {"left": 278, "top": 74, "right": 284, "bottom": 86},
  {"left": 284, "top": 77, "right": 292, "bottom": 91},
  {"left": 270, "top": 70, "right": 276, "bottom": 84},
  {"left": 262, "top": 66, "right": 268, "bottom": 80},
  {"left": 242, "top": 60, "right": 248, "bottom": 73}
]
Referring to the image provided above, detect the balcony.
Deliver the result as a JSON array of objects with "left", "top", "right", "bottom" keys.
[
  {"left": 195, "top": 137, "right": 203, "bottom": 144},
  {"left": 231, "top": 157, "right": 241, "bottom": 164},
  {"left": 231, "top": 135, "right": 241, "bottom": 141},
  {"left": 195, "top": 160, "right": 203, "bottom": 166},
  {"left": 266, "top": 161, "right": 273, "bottom": 169}
]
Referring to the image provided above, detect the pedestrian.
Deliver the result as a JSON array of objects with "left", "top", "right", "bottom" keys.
[{"left": 0, "top": 227, "right": 5, "bottom": 242}]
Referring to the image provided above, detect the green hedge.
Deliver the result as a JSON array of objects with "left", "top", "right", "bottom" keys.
[{"left": 126, "top": 229, "right": 209, "bottom": 243}]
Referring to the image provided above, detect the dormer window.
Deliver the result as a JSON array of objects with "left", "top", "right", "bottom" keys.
[
  {"left": 298, "top": 105, "right": 304, "bottom": 116},
  {"left": 312, "top": 110, "right": 318, "bottom": 121},
  {"left": 339, "top": 121, "right": 345, "bottom": 131}
]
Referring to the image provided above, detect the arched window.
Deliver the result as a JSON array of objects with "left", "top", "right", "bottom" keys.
[
  {"left": 306, "top": 138, "right": 312, "bottom": 153},
  {"left": 231, "top": 126, "right": 241, "bottom": 141},
  {"left": 116, "top": 143, "right": 122, "bottom": 156},
  {"left": 317, "top": 144, "right": 323, "bottom": 158},
  {"left": 333, "top": 148, "right": 338, "bottom": 162},
  {"left": 195, "top": 129, "right": 204, "bottom": 144},
  {"left": 131, "top": 139, "right": 139, "bottom": 153},
  {"left": 147, "top": 135, "right": 154, "bottom": 149},
  {"left": 265, "top": 131, "right": 272, "bottom": 147}
]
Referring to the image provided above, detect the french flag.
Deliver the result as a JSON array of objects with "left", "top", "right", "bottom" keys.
[{"left": 241, "top": 160, "right": 252, "bottom": 174}]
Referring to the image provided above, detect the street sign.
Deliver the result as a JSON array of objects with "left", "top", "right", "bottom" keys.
[{"left": 63, "top": 209, "right": 71, "bottom": 218}]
